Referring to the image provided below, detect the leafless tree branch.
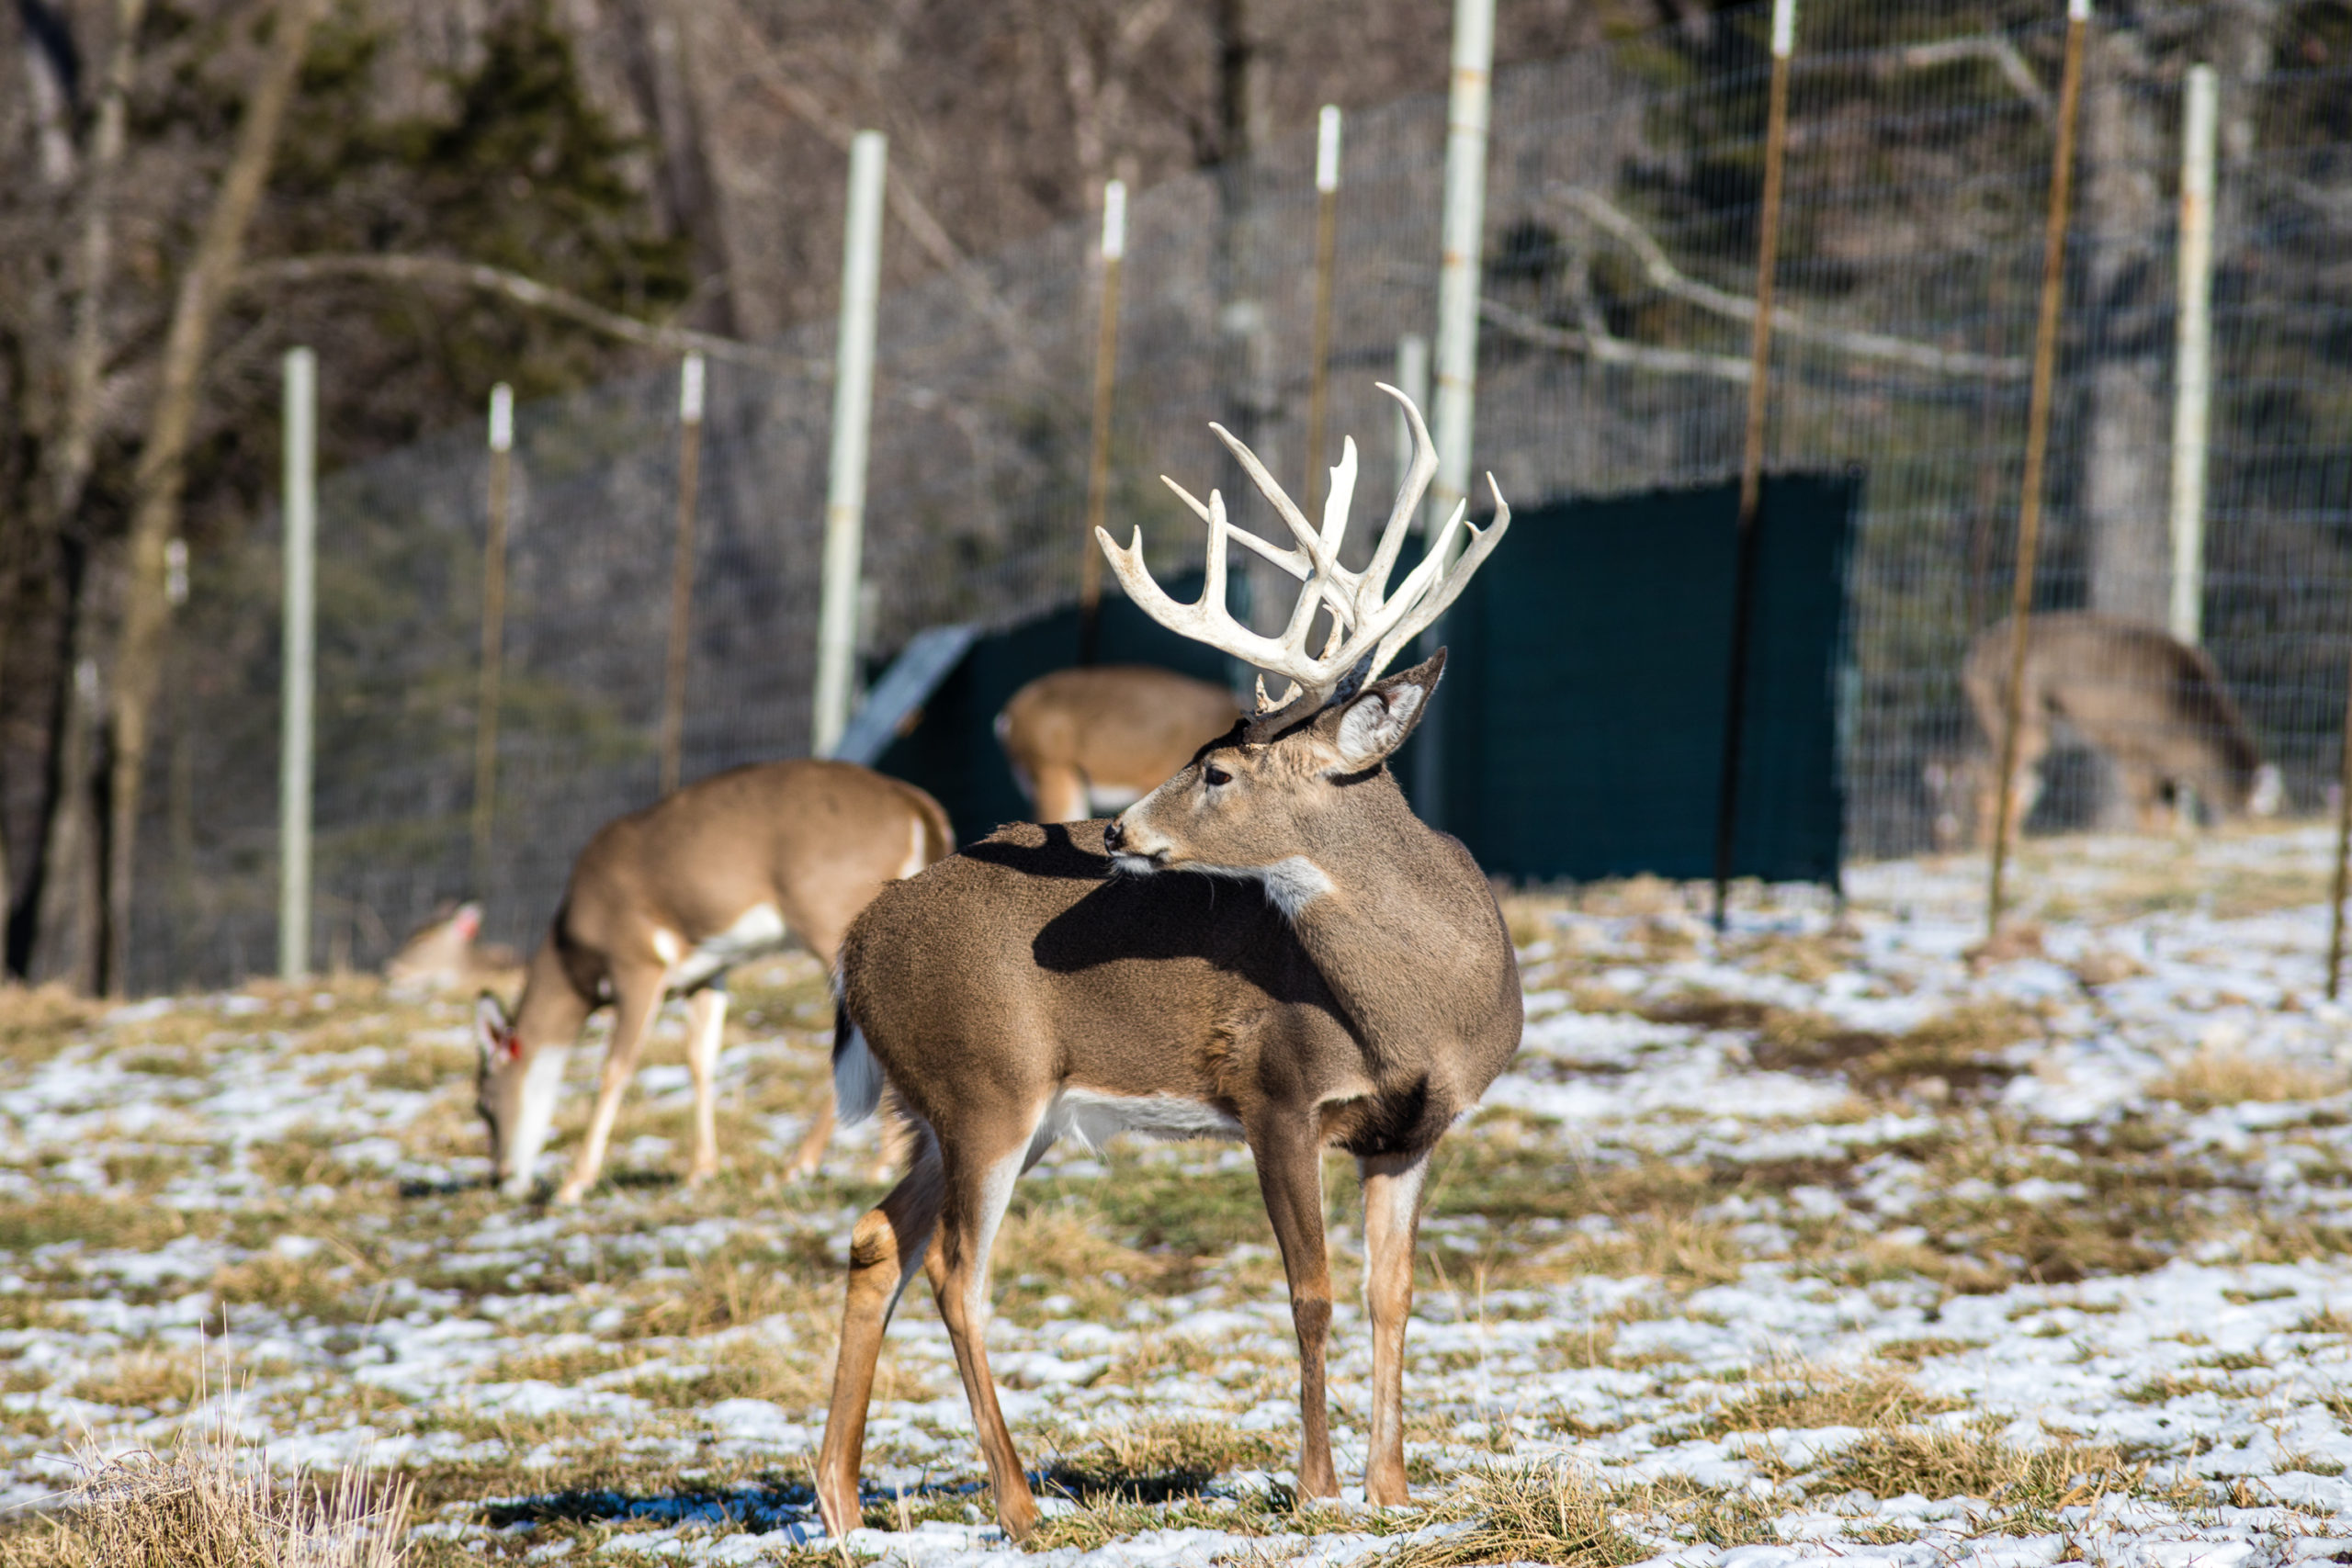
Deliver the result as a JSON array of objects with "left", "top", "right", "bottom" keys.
[
  {"left": 1552, "top": 186, "right": 2030, "bottom": 380},
  {"left": 1893, "top": 35, "right": 2052, "bottom": 122},
  {"left": 236, "top": 254, "right": 822, "bottom": 372},
  {"left": 1479, "top": 296, "right": 1751, "bottom": 383}
]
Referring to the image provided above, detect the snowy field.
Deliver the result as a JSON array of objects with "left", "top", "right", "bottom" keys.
[{"left": 6, "top": 827, "right": 2352, "bottom": 1565}]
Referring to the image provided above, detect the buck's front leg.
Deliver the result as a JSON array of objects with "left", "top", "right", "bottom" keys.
[
  {"left": 1360, "top": 1146, "right": 1433, "bottom": 1505},
  {"left": 554, "top": 966, "right": 665, "bottom": 1204},
  {"left": 1251, "top": 1118, "right": 1338, "bottom": 1500},
  {"left": 684, "top": 987, "right": 727, "bottom": 1186}
]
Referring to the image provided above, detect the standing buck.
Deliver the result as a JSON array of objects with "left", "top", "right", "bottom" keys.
[
  {"left": 996, "top": 666, "right": 1240, "bottom": 822},
  {"left": 473, "top": 760, "right": 951, "bottom": 1203},
  {"left": 814, "top": 388, "right": 1518, "bottom": 1540},
  {"left": 1930, "top": 612, "right": 2280, "bottom": 850}
]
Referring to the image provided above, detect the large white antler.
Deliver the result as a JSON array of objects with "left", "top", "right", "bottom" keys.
[{"left": 1094, "top": 384, "right": 1510, "bottom": 710}]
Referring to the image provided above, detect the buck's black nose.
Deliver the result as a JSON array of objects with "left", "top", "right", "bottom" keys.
[{"left": 1102, "top": 818, "right": 1125, "bottom": 852}]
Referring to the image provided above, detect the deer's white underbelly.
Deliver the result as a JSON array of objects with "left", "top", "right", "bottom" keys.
[
  {"left": 1046, "top": 1086, "right": 1244, "bottom": 1151},
  {"left": 653, "top": 902, "right": 791, "bottom": 990}
]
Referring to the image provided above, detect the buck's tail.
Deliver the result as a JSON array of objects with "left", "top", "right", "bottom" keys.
[{"left": 831, "top": 993, "right": 885, "bottom": 1127}]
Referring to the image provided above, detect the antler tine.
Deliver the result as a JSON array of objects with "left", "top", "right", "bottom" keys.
[
  {"left": 1110, "top": 388, "right": 1510, "bottom": 705},
  {"left": 1319, "top": 438, "right": 1360, "bottom": 565},
  {"left": 1370, "top": 475, "right": 1513, "bottom": 676},
  {"left": 1354, "top": 383, "right": 1441, "bottom": 627},
  {"left": 1210, "top": 423, "right": 1343, "bottom": 581},
  {"left": 1160, "top": 475, "right": 1310, "bottom": 582},
  {"left": 1095, "top": 490, "right": 1331, "bottom": 691}
]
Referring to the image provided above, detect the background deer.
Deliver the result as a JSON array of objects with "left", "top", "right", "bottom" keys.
[
  {"left": 1930, "top": 612, "right": 2281, "bottom": 851},
  {"left": 995, "top": 666, "right": 1241, "bottom": 822},
  {"left": 383, "top": 902, "right": 520, "bottom": 993},
  {"left": 813, "top": 388, "right": 1516, "bottom": 1540},
  {"left": 473, "top": 759, "right": 951, "bottom": 1203}
]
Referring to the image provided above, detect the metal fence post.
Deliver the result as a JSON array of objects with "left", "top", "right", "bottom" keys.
[
  {"left": 472, "top": 383, "right": 513, "bottom": 890},
  {"left": 813, "top": 130, "right": 888, "bottom": 757},
  {"left": 1429, "top": 0, "right": 1494, "bottom": 547},
  {"left": 2168, "top": 63, "right": 2217, "bottom": 647},
  {"left": 660, "top": 352, "right": 707, "bottom": 795},
  {"left": 1078, "top": 178, "right": 1125, "bottom": 666},
  {"left": 1416, "top": 0, "right": 1496, "bottom": 829},
  {"left": 278, "top": 346, "right": 316, "bottom": 982},
  {"left": 1710, "top": 0, "right": 1799, "bottom": 932},
  {"left": 1303, "top": 107, "right": 1342, "bottom": 514},
  {"left": 1987, "top": 0, "right": 2093, "bottom": 940}
]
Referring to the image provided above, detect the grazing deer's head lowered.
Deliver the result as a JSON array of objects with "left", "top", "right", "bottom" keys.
[{"left": 814, "top": 386, "right": 1517, "bottom": 1542}]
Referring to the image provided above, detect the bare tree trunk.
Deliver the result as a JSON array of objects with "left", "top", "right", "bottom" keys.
[
  {"left": 618, "top": 0, "right": 737, "bottom": 336},
  {"left": 104, "top": 0, "right": 322, "bottom": 995},
  {"left": 29, "top": 603, "right": 107, "bottom": 992},
  {"left": 52, "top": 0, "right": 151, "bottom": 530},
  {"left": 5, "top": 0, "right": 151, "bottom": 979},
  {"left": 2076, "top": 27, "right": 2167, "bottom": 829},
  {"left": 2079, "top": 26, "right": 2167, "bottom": 629}
]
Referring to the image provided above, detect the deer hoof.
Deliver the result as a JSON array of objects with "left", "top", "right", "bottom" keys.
[
  {"left": 551, "top": 1179, "right": 589, "bottom": 1206},
  {"left": 994, "top": 1489, "right": 1040, "bottom": 1543}
]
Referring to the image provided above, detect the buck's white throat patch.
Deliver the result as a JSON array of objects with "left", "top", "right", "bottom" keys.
[{"left": 1192, "top": 855, "right": 1333, "bottom": 920}]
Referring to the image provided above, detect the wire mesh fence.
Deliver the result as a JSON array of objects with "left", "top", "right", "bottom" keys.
[{"left": 136, "top": 0, "right": 2352, "bottom": 992}]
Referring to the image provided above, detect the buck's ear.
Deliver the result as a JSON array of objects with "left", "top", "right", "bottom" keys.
[
  {"left": 452, "top": 902, "right": 483, "bottom": 942},
  {"left": 1331, "top": 650, "right": 1445, "bottom": 770}
]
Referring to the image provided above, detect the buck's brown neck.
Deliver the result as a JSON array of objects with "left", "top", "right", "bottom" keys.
[{"left": 1272, "top": 777, "right": 1520, "bottom": 1080}]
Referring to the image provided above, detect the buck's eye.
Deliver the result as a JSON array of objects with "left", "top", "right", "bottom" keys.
[{"left": 1204, "top": 764, "right": 1232, "bottom": 787}]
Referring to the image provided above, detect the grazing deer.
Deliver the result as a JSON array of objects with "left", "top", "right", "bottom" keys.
[
  {"left": 472, "top": 760, "right": 952, "bottom": 1203},
  {"left": 384, "top": 902, "right": 521, "bottom": 993},
  {"left": 1930, "top": 612, "right": 2280, "bottom": 850},
  {"left": 814, "top": 387, "right": 1517, "bottom": 1540},
  {"left": 996, "top": 666, "right": 1241, "bottom": 822}
]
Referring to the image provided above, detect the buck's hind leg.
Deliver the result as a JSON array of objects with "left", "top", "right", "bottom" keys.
[
  {"left": 1360, "top": 1146, "right": 1433, "bottom": 1506},
  {"left": 930, "top": 1111, "right": 1048, "bottom": 1540},
  {"left": 1250, "top": 1114, "right": 1339, "bottom": 1500},
  {"left": 816, "top": 1122, "right": 944, "bottom": 1537}
]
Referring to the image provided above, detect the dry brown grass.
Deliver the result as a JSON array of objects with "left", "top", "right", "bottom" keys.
[
  {"left": 1388, "top": 1462, "right": 1651, "bottom": 1567},
  {"left": 991, "top": 1202, "right": 1178, "bottom": 1320},
  {"left": 1873, "top": 1337, "right": 1986, "bottom": 1365},
  {"left": 1034, "top": 1415, "right": 1286, "bottom": 1502},
  {"left": 637, "top": 1332, "right": 933, "bottom": 1412},
  {"left": 1682, "top": 1362, "right": 1961, "bottom": 1438},
  {"left": 0, "top": 1425, "right": 413, "bottom": 1567},
  {"left": 0, "top": 985, "right": 102, "bottom": 1067},
  {"left": 2148, "top": 1049, "right": 2345, "bottom": 1111},
  {"left": 1792, "top": 1427, "right": 2201, "bottom": 1522},
  {"left": 617, "top": 1240, "right": 826, "bottom": 1338},
  {"left": 1393, "top": 1462, "right": 1791, "bottom": 1567},
  {"left": 68, "top": 1348, "right": 209, "bottom": 1415},
  {"left": 1553, "top": 1214, "right": 1748, "bottom": 1287}
]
